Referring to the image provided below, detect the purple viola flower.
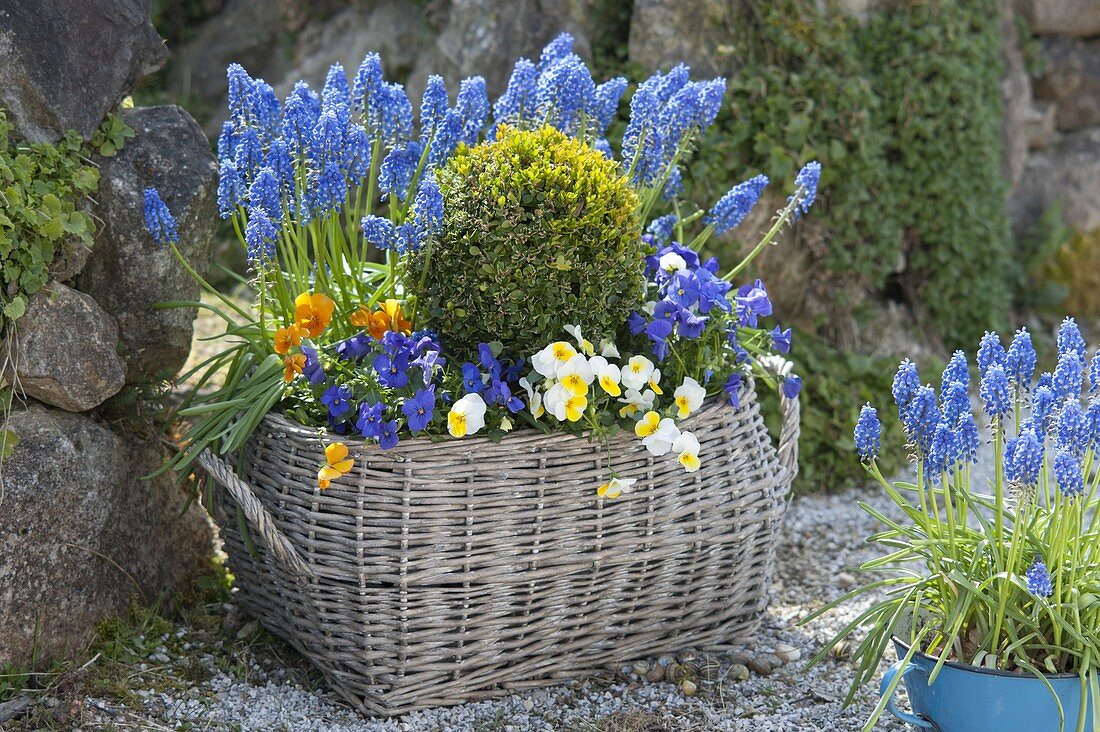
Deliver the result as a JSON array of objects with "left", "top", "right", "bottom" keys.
[
  {"left": 356, "top": 401, "right": 385, "bottom": 439},
  {"left": 782, "top": 374, "right": 802, "bottom": 399},
  {"left": 666, "top": 271, "right": 701, "bottom": 309},
  {"left": 378, "top": 419, "right": 400, "bottom": 450},
  {"left": 771, "top": 326, "right": 792, "bottom": 354},
  {"left": 321, "top": 384, "right": 353, "bottom": 418},
  {"left": 677, "top": 311, "right": 708, "bottom": 340},
  {"left": 645, "top": 317, "right": 674, "bottom": 353},
  {"left": 645, "top": 242, "right": 700, "bottom": 277},
  {"left": 335, "top": 333, "right": 373, "bottom": 361},
  {"left": 694, "top": 268, "right": 732, "bottom": 314},
  {"left": 735, "top": 279, "right": 772, "bottom": 328},
  {"left": 478, "top": 343, "right": 502, "bottom": 380},
  {"left": 723, "top": 372, "right": 743, "bottom": 408},
  {"left": 486, "top": 379, "right": 524, "bottom": 413},
  {"left": 374, "top": 350, "right": 410, "bottom": 389},
  {"left": 461, "top": 362, "right": 484, "bottom": 394},
  {"left": 301, "top": 345, "right": 325, "bottom": 384},
  {"left": 627, "top": 310, "right": 647, "bottom": 336},
  {"left": 402, "top": 387, "right": 436, "bottom": 433}
]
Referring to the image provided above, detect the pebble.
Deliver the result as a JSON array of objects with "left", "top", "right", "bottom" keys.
[
  {"left": 837, "top": 571, "right": 857, "bottom": 589},
  {"left": 774, "top": 643, "right": 802, "bottom": 664}
]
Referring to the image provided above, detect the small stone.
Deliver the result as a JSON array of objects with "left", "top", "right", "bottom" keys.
[
  {"left": 728, "top": 663, "right": 750, "bottom": 682},
  {"left": 774, "top": 643, "right": 802, "bottom": 664},
  {"left": 656, "top": 655, "right": 676, "bottom": 668},
  {"left": 235, "top": 621, "right": 258, "bottom": 641},
  {"left": 523, "top": 698, "right": 534, "bottom": 712},
  {"left": 679, "top": 679, "right": 697, "bottom": 697},
  {"left": 836, "top": 572, "right": 857, "bottom": 589}
]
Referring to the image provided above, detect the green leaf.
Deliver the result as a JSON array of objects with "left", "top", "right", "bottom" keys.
[
  {"left": 0, "top": 429, "right": 19, "bottom": 461},
  {"left": 3, "top": 296, "right": 26, "bottom": 321}
]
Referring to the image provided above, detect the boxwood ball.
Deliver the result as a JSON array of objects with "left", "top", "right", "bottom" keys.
[{"left": 411, "top": 125, "right": 645, "bottom": 358}]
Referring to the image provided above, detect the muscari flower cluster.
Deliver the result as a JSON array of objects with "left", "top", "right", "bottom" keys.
[
  {"left": 148, "top": 34, "right": 819, "bottom": 496},
  {"left": 856, "top": 318, "right": 1100, "bottom": 495}
]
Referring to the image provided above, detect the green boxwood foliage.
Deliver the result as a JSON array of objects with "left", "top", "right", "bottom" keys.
[
  {"left": 0, "top": 110, "right": 102, "bottom": 322},
  {"left": 413, "top": 125, "right": 645, "bottom": 357}
]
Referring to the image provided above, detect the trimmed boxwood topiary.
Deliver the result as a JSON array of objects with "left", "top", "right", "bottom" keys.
[{"left": 410, "top": 125, "right": 645, "bottom": 358}]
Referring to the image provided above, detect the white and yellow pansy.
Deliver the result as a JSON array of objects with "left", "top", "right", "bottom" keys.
[
  {"left": 545, "top": 382, "right": 588, "bottom": 422},
  {"left": 641, "top": 417, "right": 681, "bottom": 457},
  {"left": 622, "top": 355, "right": 655, "bottom": 391},
  {"left": 564, "top": 324, "right": 596, "bottom": 356},
  {"left": 597, "top": 476, "right": 637, "bottom": 499},
  {"left": 672, "top": 431, "right": 701, "bottom": 472},
  {"left": 518, "top": 376, "right": 544, "bottom": 419},
  {"left": 658, "top": 251, "right": 688, "bottom": 274},
  {"left": 599, "top": 340, "right": 620, "bottom": 358},
  {"left": 447, "top": 393, "right": 487, "bottom": 437},
  {"left": 557, "top": 353, "right": 594, "bottom": 396},
  {"left": 532, "top": 341, "right": 578, "bottom": 379},
  {"left": 673, "top": 377, "right": 706, "bottom": 419},
  {"left": 588, "top": 356, "right": 622, "bottom": 397},
  {"left": 618, "top": 388, "right": 656, "bottom": 418},
  {"left": 648, "top": 367, "right": 664, "bottom": 395}
]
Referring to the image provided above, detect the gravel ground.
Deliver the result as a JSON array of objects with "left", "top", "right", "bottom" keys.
[{"left": 67, "top": 487, "right": 925, "bottom": 732}]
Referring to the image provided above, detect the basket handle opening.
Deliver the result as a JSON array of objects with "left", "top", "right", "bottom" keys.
[{"left": 757, "top": 356, "right": 801, "bottom": 482}]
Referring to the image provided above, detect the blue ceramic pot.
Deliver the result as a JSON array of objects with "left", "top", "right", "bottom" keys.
[{"left": 880, "top": 638, "right": 1094, "bottom": 731}]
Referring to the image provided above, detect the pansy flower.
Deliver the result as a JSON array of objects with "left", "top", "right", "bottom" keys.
[
  {"left": 545, "top": 382, "right": 587, "bottom": 422},
  {"left": 294, "top": 292, "right": 335, "bottom": 338},
  {"left": 448, "top": 393, "right": 487, "bottom": 437},
  {"left": 597, "top": 476, "right": 638, "bottom": 499},
  {"left": 374, "top": 349, "right": 410, "bottom": 389},
  {"left": 641, "top": 417, "right": 681, "bottom": 457},
  {"left": 674, "top": 377, "right": 706, "bottom": 419},
  {"left": 588, "top": 356, "right": 622, "bottom": 396},
  {"left": 723, "top": 372, "right": 743, "bottom": 408},
  {"left": 622, "top": 355, "right": 656, "bottom": 392},
  {"left": 402, "top": 387, "right": 436, "bottom": 432},
  {"left": 283, "top": 353, "right": 306, "bottom": 382},
  {"left": 486, "top": 379, "right": 524, "bottom": 413},
  {"left": 317, "top": 442, "right": 354, "bottom": 490},
  {"left": 557, "top": 354, "right": 593, "bottom": 396},
  {"left": 771, "top": 326, "right": 792, "bottom": 354},
  {"left": 356, "top": 401, "right": 385, "bottom": 439},
  {"left": 618, "top": 388, "right": 656, "bottom": 418},
  {"left": 378, "top": 419, "right": 400, "bottom": 450},
  {"left": 301, "top": 345, "right": 326, "bottom": 384},
  {"left": 735, "top": 279, "right": 772, "bottom": 328},
  {"left": 532, "top": 341, "right": 578, "bottom": 378},
  {"left": 461, "top": 362, "right": 485, "bottom": 393},
  {"left": 672, "top": 431, "right": 701, "bottom": 472},
  {"left": 274, "top": 323, "right": 304, "bottom": 355},
  {"left": 321, "top": 384, "right": 353, "bottom": 418}
]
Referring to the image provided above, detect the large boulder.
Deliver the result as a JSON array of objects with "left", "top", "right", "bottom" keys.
[
  {"left": 78, "top": 105, "right": 218, "bottom": 385},
  {"left": 628, "top": 0, "right": 736, "bottom": 76},
  {"left": 999, "top": 0, "right": 1031, "bottom": 190},
  {"left": 0, "top": 0, "right": 166, "bottom": 142},
  {"left": 5, "top": 284, "right": 126, "bottom": 412},
  {"left": 1011, "top": 128, "right": 1100, "bottom": 235},
  {"left": 1034, "top": 36, "right": 1100, "bottom": 133},
  {"left": 1020, "top": 0, "right": 1100, "bottom": 37},
  {"left": 0, "top": 404, "right": 213, "bottom": 664}
]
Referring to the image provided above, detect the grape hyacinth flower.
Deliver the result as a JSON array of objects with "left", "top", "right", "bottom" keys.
[
  {"left": 892, "top": 359, "right": 920, "bottom": 417},
  {"left": 493, "top": 58, "right": 538, "bottom": 129},
  {"left": 941, "top": 350, "right": 970, "bottom": 392},
  {"left": 217, "top": 159, "right": 244, "bottom": 218},
  {"left": 980, "top": 364, "right": 1010, "bottom": 419},
  {"left": 646, "top": 214, "right": 677, "bottom": 245},
  {"left": 1026, "top": 557, "right": 1053, "bottom": 598},
  {"left": 1005, "top": 428, "right": 1043, "bottom": 486},
  {"left": 1053, "top": 351, "right": 1084, "bottom": 403},
  {"left": 977, "top": 331, "right": 1006, "bottom": 375},
  {"left": 455, "top": 76, "right": 489, "bottom": 145},
  {"left": 1032, "top": 385, "right": 1056, "bottom": 435},
  {"left": 1006, "top": 328, "right": 1036, "bottom": 388},
  {"left": 904, "top": 386, "right": 939, "bottom": 457},
  {"left": 244, "top": 207, "right": 277, "bottom": 264},
  {"left": 351, "top": 52, "right": 383, "bottom": 115},
  {"left": 704, "top": 174, "right": 769, "bottom": 235},
  {"left": 1054, "top": 448, "right": 1084, "bottom": 498},
  {"left": 1057, "top": 400, "right": 1089, "bottom": 456},
  {"left": 854, "top": 404, "right": 881, "bottom": 461},
  {"left": 1089, "top": 400, "right": 1100, "bottom": 453},
  {"left": 1090, "top": 349, "right": 1100, "bottom": 394},
  {"left": 378, "top": 142, "right": 422, "bottom": 202},
  {"left": 247, "top": 167, "right": 283, "bottom": 223},
  {"left": 790, "top": 161, "right": 821, "bottom": 219},
  {"left": 1057, "top": 317, "right": 1087, "bottom": 362},
  {"left": 143, "top": 188, "right": 179, "bottom": 245}
]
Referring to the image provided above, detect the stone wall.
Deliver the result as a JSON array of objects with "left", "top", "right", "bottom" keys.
[
  {"left": 1004, "top": 0, "right": 1100, "bottom": 242},
  {"left": 0, "top": 0, "right": 216, "bottom": 665}
]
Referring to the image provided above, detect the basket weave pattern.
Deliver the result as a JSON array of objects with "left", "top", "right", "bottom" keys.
[{"left": 204, "top": 379, "right": 799, "bottom": 717}]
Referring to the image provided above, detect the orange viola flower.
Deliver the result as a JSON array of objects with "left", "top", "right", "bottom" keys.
[
  {"left": 380, "top": 299, "right": 412, "bottom": 334},
  {"left": 283, "top": 353, "right": 306, "bottom": 382},
  {"left": 350, "top": 299, "right": 413, "bottom": 339},
  {"left": 348, "top": 305, "right": 372, "bottom": 328},
  {"left": 317, "top": 442, "right": 354, "bottom": 490},
  {"left": 273, "top": 323, "right": 304, "bottom": 355},
  {"left": 294, "top": 292, "right": 335, "bottom": 338}
]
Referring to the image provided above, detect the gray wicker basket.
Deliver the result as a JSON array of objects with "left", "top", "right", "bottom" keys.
[{"left": 199, "top": 370, "right": 800, "bottom": 717}]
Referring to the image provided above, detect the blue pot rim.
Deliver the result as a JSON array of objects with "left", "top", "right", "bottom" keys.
[{"left": 892, "top": 636, "right": 1084, "bottom": 681}]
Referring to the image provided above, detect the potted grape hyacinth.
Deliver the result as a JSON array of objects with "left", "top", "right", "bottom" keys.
[
  {"left": 807, "top": 320, "right": 1100, "bottom": 732},
  {"left": 143, "top": 33, "right": 816, "bottom": 715}
]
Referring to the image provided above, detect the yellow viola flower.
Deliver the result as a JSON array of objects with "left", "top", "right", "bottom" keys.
[
  {"left": 317, "top": 442, "right": 354, "bottom": 490},
  {"left": 589, "top": 356, "right": 622, "bottom": 397},
  {"left": 283, "top": 353, "right": 306, "bottom": 382},
  {"left": 531, "top": 341, "right": 578, "bottom": 378},
  {"left": 557, "top": 354, "right": 593, "bottom": 396},
  {"left": 673, "top": 431, "right": 702, "bottom": 472},
  {"left": 634, "top": 410, "right": 662, "bottom": 438},
  {"left": 545, "top": 383, "right": 587, "bottom": 421},
  {"left": 597, "top": 476, "right": 638, "bottom": 499},
  {"left": 273, "top": 323, "right": 304, "bottom": 355},
  {"left": 294, "top": 292, "right": 335, "bottom": 338},
  {"left": 673, "top": 377, "right": 706, "bottom": 419},
  {"left": 564, "top": 323, "right": 596, "bottom": 356},
  {"left": 648, "top": 367, "right": 664, "bottom": 395},
  {"left": 622, "top": 355, "right": 655, "bottom": 391}
]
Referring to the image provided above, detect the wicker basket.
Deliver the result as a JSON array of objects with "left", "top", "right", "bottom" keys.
[{"left": 199, "top": 368, "right": 800, "bottom": 717}]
